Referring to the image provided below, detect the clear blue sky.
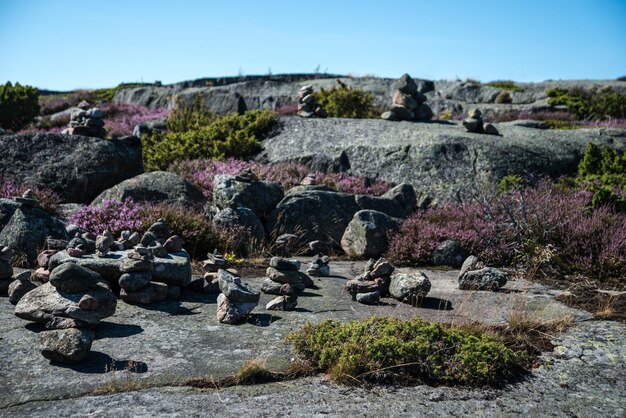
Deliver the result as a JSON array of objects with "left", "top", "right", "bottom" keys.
[{"left": 1, "top": 0, "right": 625, "bottom": 90}]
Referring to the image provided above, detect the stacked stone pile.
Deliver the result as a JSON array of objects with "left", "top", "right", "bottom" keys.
[
  {"left": 261, "top": 257, "right": 307, "bottom": 296},
  {"left": 462, "top": 108, "right": 499, "bottom": 135},
  {"left": 306, "top": 254, "right": 330, "bottom": 277},
  {"left": 297, "top": 85, "right": 327, "bottom": 118},
  {"left": 119, "top": 247, "right": 168, "bottom": 304},
  {"left": 8, "top": 271, "right": 37, "bottom": 304},
  {"left": 64, "top": 108, "right": 106, "bottom": 138},
  {"left": 14, "top": 189, "right": 39, "bottom": 207},
  {"left": 0, "top": 246, "right": 14, "bottom": 294},
  {"left": 216, "top": 269, "right": 260, "bottom": 324},
  {"left": 458, "top": 255, "right": 508, "bottom": 291},
  {"left": 189, "top": 251, "right": 232, "bottom": 294},
  {"left": 381, "top": 74, "right": 434, "bottom": 122},
  {"left": 345, "top": 258, "right": 395, "bottom": 305},
  {"left": 15, "top": 263, "right": 117, "bottom": 363}
]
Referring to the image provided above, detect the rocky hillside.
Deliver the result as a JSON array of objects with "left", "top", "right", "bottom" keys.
[
  {"left": 112, "top": 73, "right": 626, "bottom": 117},
  {"left": 258, "top": 117, "right": 626, "bottom": 203}
]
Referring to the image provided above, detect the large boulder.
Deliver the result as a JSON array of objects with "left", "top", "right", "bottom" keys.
[
  {"left": 0, "top": 205, "right": 67, "bottom": 265},
  {"left": 389, "top": 272, "right": 431, "bottom": 305},
  {"left": 267, "top": 190, "right": 410, "bottom": 248},
  {"left": 341, "top": 210, "right": 401, "bottom": 258},
  {"left": 212, "top": 207, "right": 266, "bottom": 245},
  {"left": 213, "top": 174, "right": 284, "bottom": 220},
  {"left": 91, "top": 171, "right": 206, "bottom": 207},
  {"left": 0, "top": 134, "right": 143, "bottom": 203},
  {"left": 459, "top": 267, "right": 508, "bottom": 291},
  {"left": 258, "top": 117, "right": 626, "bottom": 204}
]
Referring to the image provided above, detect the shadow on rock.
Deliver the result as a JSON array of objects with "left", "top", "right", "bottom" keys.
[
  {"left": 52, "top": 351, "right": 148, "bottom": 374},
  {"left": 95, "top": 321, "right": 143, "bottom": 339},
  {"left": 418, "top": 297, "right": 453, "bottom": 311},
  {"left": 245, "top": 313, "right": 281, "bottom": 327}
]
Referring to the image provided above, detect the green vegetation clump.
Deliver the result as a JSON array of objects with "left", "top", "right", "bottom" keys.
[
  {"left": 0, "top": 82, "right": 40, "bottom": 131},
  {"left": 287, "top": 316, "right": 526, "bottom": 386},
  {"left": 314, "top": 80, "right": 380, "bottom": 119},
  {"left": 547, "top": 87, "right": 626, "bottom": 120},
  {"left": 577, "top": 142, "right": 626, "bottom": 210},
  {"left": 498, "top": 175, "right": 525, "bottom": 192},
  {"left": 494, "top": 90, "right": 512, "bottom": 104},
  {"left": 91, "top": 83, "right": 146, "bottom": 102},
  {"left": 486, "top": 81, "right": 524, "bottom": 92},
  {"left": 142, "top": 95, "right": 277, "bottom": 171}
]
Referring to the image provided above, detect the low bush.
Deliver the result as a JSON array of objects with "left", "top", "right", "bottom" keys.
[
  {"left": 577, "top": 142, "right": 626, "bottom": 210},
  {"left": 0, "top": 82, "right": 40, "bottom": 131},
  {"left": 387, "top": 180, "right": 626, "bottom": 282},
  {"left": 143, "top": 96, "right": 277, "bottom": 171},
  {"left": 287, "top": 316, "right": 526, "bottom": 385},
  {"left": 314, "top": 80, "right": 380, "bottom": 119},
  {"left": 67, "top": 198, "right": 234, "bottom": 259},
  {"left": 0, "top": 181, "right": 62, "bottom": 215},
  {"left": 547, "top": 86, "right": 626, "bottom": 120},
  {"left": 486, "top": 81, "right": 524, "bottom": 92},
  {"left": 171, "top": 158, "right": 392, "bottom": 201}
]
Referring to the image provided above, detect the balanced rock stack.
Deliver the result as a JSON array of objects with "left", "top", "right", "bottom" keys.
[
  {"left": 462, "top": 109, "right": 499, "bottom": 135},
  {"left": 119, "top": 247, "right": 169, "bottom": 304},
  {"left": 458, "top": 255, "right": 507, "bottom": 291},
  {"left": 389, "top": 272, "right": 431, "bottom": 306},
  {"left": 65, "top": 107, "right": 106, "bottom": 138},
  {"left": 190, "top": 251, "right": 232, "bottom": 294},
  {"left": 345, "top": 258, "right": 395, "bottom": 305},
  {"left": 261, "top": 257, "right": 305, "bottom": 296},
  {"left": 15, "top": 263, "right": 117, "bottom": 363},
  {"left": 381, "top": 74, "right": 434, "bottom": 122},
  {"left": 0, "top": 246, "right": 14, "bottom": 294},
  {"left": 297, "top": 85, "right": 327, "bottom": 118},
  {"left": 306, "top": 254, "right": 330, "bottom": 277},
  {"left": 14, "top": 189, "right": 39, "bottom": 208},
  {"left": 216, "top": 269, "right": 260, "bottom": 324}
]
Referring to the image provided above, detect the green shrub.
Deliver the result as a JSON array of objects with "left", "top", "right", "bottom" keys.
[
  {"left": 486, "top": 81, "right": 523, "bottom": 92},
  {"left": 314, "top": 80, "right": 380, "bottom": 119},
  {"left": 499, "top": 175, "right": 525, "bottom": 192},
  {"left": 494, "top": 90, "right": 512, "bottom": 104},
  {"left": 142, "top": 95, "right": 277, "bottom": 171},
  {"left": 287, "top": 316, "right": 526, "bottom": 386},
  {"left": 0, "top": 82, "right": 40, "bottom": 131},
  {"left": 577, "top": 142, "right": 626, "bottom": 210},
  {"left": 547, "top": 87, "right": 626, "bottom": 120}
]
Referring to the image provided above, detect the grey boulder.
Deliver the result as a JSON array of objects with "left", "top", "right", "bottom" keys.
[
  {"left": 341, "top": 210, "right": 401, "bottom": 258},
  {"left": 218, "top": 269, "right": 260, "bottom": 303},
  {"left": 459, "top": 267, "right": 508, "bottom": 291},
  {"left": 389, "top": 272, "right": 431, "bottom": 304},
  {"left": 431, "top": 240, "right": 467, "bottom": 268},
  {"left": 39, "top": 328, "right": 95, "bottom": 364},
  {"left": 213, "top": 174, "right": 284, "bottom": 220}
]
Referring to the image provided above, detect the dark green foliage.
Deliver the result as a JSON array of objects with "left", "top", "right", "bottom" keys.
[
  {"left": 498, "top": 175, "right": 525, "bottom": 192},
  {"left": 0, "top": 82, "right": 40, "bottom": 130},
  {"left": 287, "top": 316, "right": 525, "bottom": 386},
  {"left": 547, "top": 87, "right": 626, "bottom": 120},
  {"left": 314, "top": 80, "right": 380, "bottom": 119},
  {"left": 142, "top": 95, "right": 278, "bottom": 171},
  {"left": 486, "top": 81, "right": 523, "bottom": 92},
  {"left": 577, "top": 142, "right": 626, "bottom": 210}
]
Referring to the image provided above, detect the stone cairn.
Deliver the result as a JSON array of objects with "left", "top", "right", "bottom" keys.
[
  {"left": 14, "top": 189, "right": 39, "bottom": 208},
  {"left": 306, "top": 254, "right": 330, "bottom": 277},
  {"left": 462, "top": 109, "right": 499, "bottom": 135},
  {"left": 345, "top": 258, "right": 395, "bottom": 305},
  {"left": 297, "top": 85, "right": 327, "bottom": 118},
  {"left": 189, "top": 250, "right": 232, "bottom": 294},
  {"left": 262, "top": 257, "right": 315, "bottom": 311},
  {"left": 458, "top": 255, "right": 507, "bottom": 291},
  {"left": 64, "top": 107, "right": 106, "bottom": 138},
  {"left": 15, "top": 263, "right": 117, "bottom": 363},
  {"left": 216, "top": 269, "right": 260, "bottom": 324},
  {"left": 381, "top": 73, "right": 434, "bottom": 122},
  {"left": 119, "top": 247, "right": 168, "bottom": 305}
]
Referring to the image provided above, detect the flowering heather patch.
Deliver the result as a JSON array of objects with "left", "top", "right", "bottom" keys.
[
  {"left": 275, "top": 102, "right": 299, "bottom": 116},
  {"left": 102, "top": 103, "right": 169, "bottom": 138},
  {"left": 171, "top": 158, "right": 392, "bottom": 200},
  {"left": 68, "top": 198, "right": 143, "bottom": 236},
  {"left": 387, "top": 180, "right": 626, "bottom": 282},
  {"left": 0, "top": 181, "right": 62, "bottom": 214}
]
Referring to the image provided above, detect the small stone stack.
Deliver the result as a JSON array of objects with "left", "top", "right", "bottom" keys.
[
  {"left": 65, "top": 108, "right": 106, "bottom": 138},
  {"left": 118, "top": 230, "right": 141, "bottom": 250},
  {"left": 458, "top": 255, "right": 507, "bottom": 291},
  {"left": 192, "top": 251, "right": 232, "bottom": 294},
  {"left": 15, "top": 263, "right": 117, "bottom": 363},
  {"left": 381, "top": 74, "right": 434, "bottom": 122},
  {"left": 95, "top": 230, "right": 115, "bottom": 257},
  {"left": 0, "top": 246, "right": 14, "bottom": 294},
  {"left": 141, "top": 219, "right": 171, "bottom": 257},
  {"left": 14, "top": 189, "right": 39, "bottom": 208},
  {"left": 261, "top": 257, "right": 305, "bottom": 297},
  {"left": 119, "top": 247, "right": 169, "bottom": 304},
  {"left": 300, "top": 173, "right": 317, "bottom": 186},
  {"left": 297, "top": 85, "right": 327, "bottom": 118},
  {"left": 462, "top": 109, "right": 499, "bottom": 135},
  {"left": 216, "top": 269, "right": 260, "bottom": 324},
  {"left": 234, "top": 168, "right": 258, "bottom": 183},
  {"left": 306, "top": 254, "right": 330, "bottom": 277},
  {"left": 345, "top": 258, "right": 395, "bottom": 305}
]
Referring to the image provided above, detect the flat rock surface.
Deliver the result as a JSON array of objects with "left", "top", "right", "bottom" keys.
[
  {"left": 259, "top": 117, "right": 626, "bottom": 203},
  {"left": 1, "top": 260, "right": 623, "bottom": 417}
]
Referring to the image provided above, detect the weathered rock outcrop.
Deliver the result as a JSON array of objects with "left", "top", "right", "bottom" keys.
[
  {"left": 259, "top": 117, "right": 626, "bottom": 203},
  {"left": 0, "top": 134, "right": 143, "bottom": 203},
  {"left": 91, "top": 171, "right": 206, "bottom": 207}
]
